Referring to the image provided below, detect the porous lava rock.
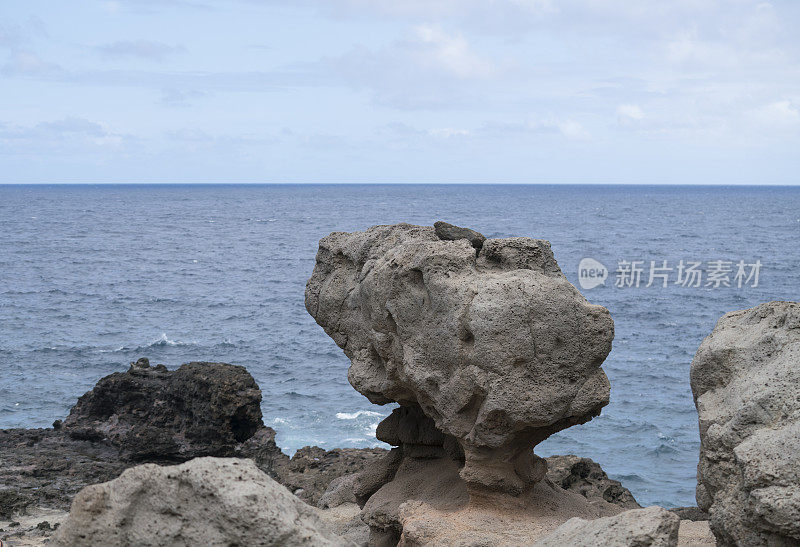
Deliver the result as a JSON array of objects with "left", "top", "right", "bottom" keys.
[
  {"left": 531, "top": 506, "right": 681, "bottom": 547},
  {"left": 545, "top": 455, "right": 640, "bottom": 510},
  {"left": 305, "top": 223, "right": 614, "bottom": 496},
  {"left": 54, "top": 457, "right": 350, "bottom": 546},
  {"left": 63, "top": 358, "right": 263, "bottom": 461},
  {"left": 691, "top": 301, "right": 800, "bottom": 546}
]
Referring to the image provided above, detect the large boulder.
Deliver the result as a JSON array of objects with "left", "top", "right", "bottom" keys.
[
  {"left": 54, "top": 457, "right": 351, "bottom": 546},
  {"left": 691, "top": 301, "right": 800, "bottom": 546},
  {"left": 531, "top": 506, "right": 681, "bottom": 547},
  {"left": 63, "top": 358, "right": 263, "bottom": 461},
  {"left": 305, "top": 223, "right": 613, "bottom": 496}
]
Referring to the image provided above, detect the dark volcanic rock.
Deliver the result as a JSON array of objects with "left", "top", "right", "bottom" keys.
[
  {"left": 545, "top": 455, "right": 640, "bottom": 510},
  {"left": 0, "top": 428, "right": 127, "bottom": 513},
  {"left": 276, "top": 446, "right": 388, "bottom": 507},
  {"left": 0, "top": 489, "right": 34, "bottom": 519},
  {"left": 63, "top": 358, "right": 263, "bottom": 461},
  {"left": 433, "top": 220, "right": 486, "bottom": 250},
  {"left": 669, "top": 506, "right": 709, "bottom": 521}
]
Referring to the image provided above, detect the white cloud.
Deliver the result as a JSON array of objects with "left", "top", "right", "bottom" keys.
[
  {"left": 747, "top": 100, "right": 800, "bottom": 126},
  {"left": 557, "top": 120, "right": 590, "bottom": 141},
  {"left": 2, "top": 50, "right": 62, "bottom": 76},
  {"left": 411, "top": 25, "right": 494, "bottom": 78},
  {"left": 617, "top": 104, "right": 644, "bottom": 121}
]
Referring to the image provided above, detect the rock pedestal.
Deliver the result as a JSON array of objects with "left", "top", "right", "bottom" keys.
[{"left": 306, "top": 222, "right": 615, "bottom": 541}]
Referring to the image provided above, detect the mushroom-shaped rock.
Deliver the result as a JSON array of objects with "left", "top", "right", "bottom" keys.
[{"left": 305, "top": 223, "right": 613, "bottom": 495}]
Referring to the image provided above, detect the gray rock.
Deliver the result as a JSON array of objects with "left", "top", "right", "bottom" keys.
[
  {"left": 305, "top": 223, "right": 613, "bottom": 496},
  {"left": 54, "top": 457, "right": 351, "bottom": 546},
  {"left": 532, "top": 506, "right": 681, "bottom": 547},
  {"left": 433, "top": 221, "right": 486, "bottom": 250},
  {"left": 318, "top": 503, "right": 370, "bottom": 547},
  {"left": 691, "top": 301, "right": 800, "bottom": 546}
]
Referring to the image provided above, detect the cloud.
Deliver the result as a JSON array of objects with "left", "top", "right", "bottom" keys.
[
  {"left": 2, "top": 50, "right": 62, "bottom": 76},
  {"left": 617, "top": 104, "right": 644, "bottom": 122},
  {"left": 0, "top": 117, "right": 130, "bottom": 153},
  {"left": 322, "top": 24, "right": 498, "bottom": 108},
  {"left": 556, "top": 120, "right": 590, "bottom": 141},
  {"left": 411, "top": 25, "right": 494, "bottom": 78},
  {"left": 428, "top": 127, "right": 471, "bottom": 138},
  {"left": 747, "top": 100, "right": 800, "bottom": 126},
  {"left": 160, "top": 88, "right": 207, "bottom": 106},
  {"left": 96, "top": 40, "right": 185, "bottom": 61},
  {"left": 38, "top": 117, "right": 109, "bottom": 136}
]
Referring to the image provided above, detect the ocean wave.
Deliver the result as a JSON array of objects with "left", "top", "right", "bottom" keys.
[
  {"left": 336, "top": 410, "right": 383, "bottom": 420},
  {"left": 107, "top": 333, "right": 197, "bottom": 353}
]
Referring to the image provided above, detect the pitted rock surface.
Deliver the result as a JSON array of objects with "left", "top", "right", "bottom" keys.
[
  {"left": 63, "top": 358, "right": 263, "bottom": 461},
  {"left": 691, "top": 301, "right": 800, "bottom": 546},
  {"left": 306, "top": 223, "right": 613, "bottom": 495}
]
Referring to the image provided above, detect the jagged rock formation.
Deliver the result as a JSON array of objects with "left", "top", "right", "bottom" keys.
[
  {"left": 54, "top": 457, "right": 351, "bottom": 546},
  {"left": 63, "top": 358, "right": 263, "bottom": 461},
  {"left": 545, "top": 455, "right": 640, "bottom": 510},
  {"left": 691, "top": 301, "right": 800, "bottom": 546},
  {"left": 531, "top": 506, "right": 681, "bottom": 547},
  {"left": 306, "top": 223, "right": 613, "bottom": 497}
]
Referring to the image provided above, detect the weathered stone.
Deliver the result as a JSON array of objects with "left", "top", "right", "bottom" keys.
[
  {"left": 433, "top": 220, "right": 486, "bottom": 250},
  {"left": 691, "top": 301, "right": 800, "bottom": 546},
  {"left": 396, "top": 473, "right": 623, "bottom": 546},
  {"left": 318, "top": 503, "right": 370, "bottom": 547},
  {"left": 532, "top": 506, "right": 681, "bottom": 547},
  {"left": 545, "top": 455, "right": 641, "bottom": 510},
  {"left": 305, "top": 223, "right": 613, "bottom": 496},
  {"left": 63, "top": 358, "right": 263, "bottom": 461},
  {"left": 54, "top": 457, "right": 351, "bottom": 546},
  {"left": 668, "top": 506, "right": 709, "bottom": 521}
]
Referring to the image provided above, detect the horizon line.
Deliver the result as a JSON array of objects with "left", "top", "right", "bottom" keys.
[{"left": 1, "top": 181, "right": 799, "bottom": 187}]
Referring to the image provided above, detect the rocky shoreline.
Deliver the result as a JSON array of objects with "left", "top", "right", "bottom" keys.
[
  {"left": 2, "top": 223, "right": 797, "bottom": 546},
  {"left": 0, "top": 360, "right": 650, "bottom": 545}
]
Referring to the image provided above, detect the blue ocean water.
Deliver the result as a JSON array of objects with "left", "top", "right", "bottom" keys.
[{"left": 1, "top": 184, "right": 798, "bottom": 508}]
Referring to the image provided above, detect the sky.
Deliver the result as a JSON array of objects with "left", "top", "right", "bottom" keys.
[{"left": 1, "top": 0, "right": 799, "bottom": 184}]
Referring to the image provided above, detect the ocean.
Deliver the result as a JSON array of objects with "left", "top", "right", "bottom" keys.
[{"left": 1, "top": 183, "right": 798, "bottom": 508}]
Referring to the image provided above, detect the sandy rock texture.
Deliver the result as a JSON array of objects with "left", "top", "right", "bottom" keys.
[
  {"left": 394, "top": 476, "right": 624, "bottom": 546},
  {"left": 63, "top": 358, "right": 263, "bottom": 461},
  {"left": 54, "top": 457, "right": 351, "bottom": 547},
  {"left": 317, "top": 452, "right": 644, "bottom": 545},
  {"left": 306, "top": 223, "right": 614, "bottom": 496},
  {"left": 531, "top": 506, "right": 681, "bottom": 547},
  {"left": 691, "top": 301, "right": 800, "bottom": 546}
]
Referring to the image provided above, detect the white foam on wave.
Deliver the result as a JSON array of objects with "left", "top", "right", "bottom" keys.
[
  {"left": 149, "top": 333, "right": 189, "bottom": 347},
  {"left": 336, "top": 410, "right": 383, "bottom": 420}
]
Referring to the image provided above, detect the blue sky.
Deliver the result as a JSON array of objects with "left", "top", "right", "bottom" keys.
[{"left": 1, "top": 1, "right": 799, "bottom": 184}]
